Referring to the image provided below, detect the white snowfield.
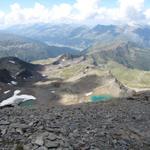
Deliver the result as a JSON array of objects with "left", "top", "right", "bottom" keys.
[
  {"left": 9, "top": 60, "right": 15, "bottom": 64},
  {"left": 4, "top": 90, "right": 11, "bottom": 94},
  {"left": 11, "top": 81, "right": 18, "bottom": 85},
  {"left": 0, "top": 90, "right": 36, "bottom": 107},
  {"left": 85, "top": 92, "right": 93, "bottom": 97}
]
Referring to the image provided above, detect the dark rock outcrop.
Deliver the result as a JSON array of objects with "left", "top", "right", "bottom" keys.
[
  {"left": 0, "top": 69, "right": 13, "bottom": 83},
  {"left": 0, "top": 57, "right": 43, "bottom": 84}
]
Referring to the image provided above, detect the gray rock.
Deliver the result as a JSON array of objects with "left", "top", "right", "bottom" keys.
[
  {"left": 10, "top": 123, "right": 28, "bottom": 129},
  {"left": 45, "top": 140, "right": 59, "bottom": 148},
  {"left": 24, "top": 144, "right": 34, "bottom": 150},
  {"left": 47, "top": 132, "right": 58, "bottom": 141},
  {"left": 32, "top": 145, "right": 39, "bottom": 150},
  {"left": 0, "top": 127, "right": 7, "bottom": 135},
  {"left": 13, "top": 143, "right": 24, "bottom": 150},
  {"left": 23, "top": 145, "right": 30, "bottom": 150},
  {"left": 0, "top": 91, "right": 150, "bottom": 150},
  {"left": 34, "top": 135, "right": 44, "bottom": 146},
  {"left": 16, "top": 128, "right": 23, "bottom": 135},
  {"left": 36, "top": 146, "right": 48, "bottom": 150},
  {"left": 143, "top": 138, "right": 150, "bottom": 146},
  {"left": 57, "top": 148, "right": 70, "bottom": 150},
  {"left": 0, "top": 120, "right": 10, "bottom": 125}
]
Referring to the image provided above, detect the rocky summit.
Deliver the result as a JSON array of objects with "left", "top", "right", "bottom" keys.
[
  {"left": 0, "top": 91, "right": 150, "bottom": 150},
  {"left": 1, "top": 2, "right": 150, "bottom": 149},
  {"left": 0, "top": 55, "right": 149, "bottom": 150},
  {"left": 0, "top": 22, "right": 150, "bottom": 150}
]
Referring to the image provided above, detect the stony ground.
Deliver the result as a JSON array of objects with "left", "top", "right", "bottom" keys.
[{"left": 0, "top": 91, "right": 150, "bottom": 150}]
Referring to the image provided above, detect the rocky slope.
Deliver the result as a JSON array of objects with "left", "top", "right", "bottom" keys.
[
  {"left": 0, "top": 57, "right": 44, "bottom": 105},
  {"left": 87, "top": 41, "right": 150, "bottom": 71},
  {"left": 0, "top": 91, "right": 150, "bottom": 150},
  {"left": 31, "top": 55, "right": 135, "bottom": 105},
  {"left": 0, "top": 56, "right": 149, "bottom": 149},
  {"left": 0, "top": 55, "right": 135, "bottom": 107},
  {"left": 0, "top": 57, "right": 42, "bottom": 83}
]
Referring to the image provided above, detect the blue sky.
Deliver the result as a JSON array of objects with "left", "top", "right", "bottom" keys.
[
  {"left": 0, "top": 0, "right": 150, "bottom": 26},
  {"left": 1, "top": 0, "right": 149, "bottom": 12},
  {"left": 1, "top": 0, "right": 115, "bottom": 11},
  {"left": 1, "top": 0, "right": 74, "bottom": 11}
]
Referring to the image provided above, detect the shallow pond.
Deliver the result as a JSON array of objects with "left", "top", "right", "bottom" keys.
[{"left": 19, "top": 100, "right": 36, "bottom": 107}]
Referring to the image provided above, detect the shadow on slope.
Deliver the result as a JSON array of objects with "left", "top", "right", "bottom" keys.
[{"left": 28, "top": 73, "right": 135, "bottom": 106}]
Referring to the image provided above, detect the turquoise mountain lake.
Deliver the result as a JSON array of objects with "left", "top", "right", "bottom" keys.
[{"left": 91, "top": 95, "right": 112, "bottom": 102}]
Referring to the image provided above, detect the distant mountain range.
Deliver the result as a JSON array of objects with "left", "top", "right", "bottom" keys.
[
  {"left": 0, "top": 31, "right": 80, "bottom": 61},
  {"left": 5, "top": 24, "right": 150, "bottom": 48},
  {"left": 86, "top": 41, "right": 150, "bottom": 70},
  {"left": 1, "top": 23, "right": 150, "bottom": 70}
]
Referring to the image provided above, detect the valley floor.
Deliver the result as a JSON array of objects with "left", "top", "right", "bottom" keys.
[{"left": 0, "top": 91, "right": 150, "bottom": 150}]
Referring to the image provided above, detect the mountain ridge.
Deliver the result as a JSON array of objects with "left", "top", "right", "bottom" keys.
[
  {"left": 1, "top": 23, "right": 150, "bottom": 70},
  {"left": 0, "top": 31, "right": 80, "bottom": 61}
]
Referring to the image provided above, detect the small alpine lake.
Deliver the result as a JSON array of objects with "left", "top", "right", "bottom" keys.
[{"left": 91, "top": 95, "right": 112, "bottom": 102}]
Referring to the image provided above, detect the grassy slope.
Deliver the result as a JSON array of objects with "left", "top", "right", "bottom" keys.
[
  {"left": 61, "top": 61, "right": 150, "bottom": 88},
  {"left": 32, "top": 58, "right": 54, "bottom": 65},
  {"left": 60, "top": 64, "right": 85, "bottom": 79},
  {"left": 107, "top": 61, "right": 150, "bottom": 88},
  {"left": 33, "top": 57, "right": 150, "bottom": 88}
]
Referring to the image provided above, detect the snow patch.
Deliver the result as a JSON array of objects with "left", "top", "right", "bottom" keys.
[
  {"left": 12, "top": 76, "right": 16, "bottom": 79},
  {"left": 42, "top": 74, "right": 47, "bottom": 77},
  {"left": 4, "top": 90, "right": 11, "bottom": 94},
  {"left": 62, "top": 59, "right": 65, "bottom": 62},
  {"left": 85, "top": 92, "right": 93, "bottom": 97},
  {"left": 9, "top": 60, "right": 15, "bottom": 64},
  {"left": 16, "top": 71, "right": 20, "bottom": 76},
  {"left": 0, "top": 90, "right": 36, "bottom": 107},
  {"left": 11, "top": 81, "right": 18, "bottom": 85}
]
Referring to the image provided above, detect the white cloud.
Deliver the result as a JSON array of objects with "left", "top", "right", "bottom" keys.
[
  {"left": 4, "top": 3, "right": 50, "bottom": 24},
  {"left": 117, "top": 0, "right": 145, "bottom": 25},
  {"left": 119, "top": 0, "right": 144, "bottom": 11},
  {"left": 50, "top": 3, "right": 72, "bottom": 20},
  {"left": 73, "top": 0, "right": 100, "bottom": 20},
  {"left": 0, "top": 11, "right": 5, "bottom": 24},
  {"left": 145, "top": 9, "right": 150, "bottom": 18},
  {"left": 144, "top": 9, "right": 150, "bottom": 24},
  {"left": 0, "top": 0, "right": 149, "bottom": 26}
]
